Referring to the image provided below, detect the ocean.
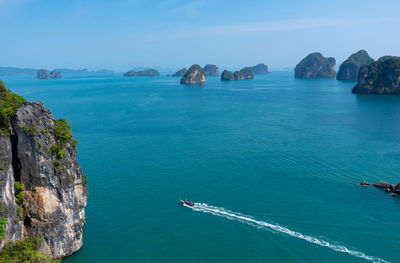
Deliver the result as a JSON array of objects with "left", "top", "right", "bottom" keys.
[{"left": 2, "top": 71, "right": 399, "bottom": 263}]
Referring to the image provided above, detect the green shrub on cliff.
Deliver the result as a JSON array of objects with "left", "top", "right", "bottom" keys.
[
  {"left": 0, "top": 81, "right": 26, "bottom": 132},
  {"left": 14, "top": 182, "right": 24, "bottom": 206},
  {"left": 54, "top": 118, "right": 72, "bottom": 142},
  {"left": 0, "top": 238, "right": 59, "bottom": 263},
  {"left": 0, "top": 217, "right": 6, "bottom": 240}
]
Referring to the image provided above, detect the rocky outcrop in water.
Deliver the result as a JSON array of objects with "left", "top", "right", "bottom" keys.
[
  {"left": 49, "top": 70, "right": 62, "bottom": 79},
  {"left": 337, "top": 50, "right": 374, "bottom": 81},
  {"left": 352, "top": 56, "right": 400, "bottom": 95},
  {"left": 234, "top": 67, "right": 254, "bottom": 80},
  {"left": 172, "top": 68, "right": 187, "bottom": 77},
  {"left": 295, "top": 52, "right": 336, "bottom": 79},
  {"left": 124, "top": 69, "right": 160, "bottom": 77},
  {"left": 250, "top": 63, "right": 269, "bottom": 74},
  {"left": 0, "top": 81, "right": 88, "bottom": 259},
  {"left": 221, "top": 70, "right": 236, "bottom": 81},
  {"left": 36, "top": 69, "right": 49, "bottom": 80},
  {"left": 203, "top": 64, "right": 219, "bottom": 76},
  {"left": 180, "top": 64, "right": 206, "bottom": 85},
  {"left": 221, "top": 68, "right": 254, "bottom": 81}
]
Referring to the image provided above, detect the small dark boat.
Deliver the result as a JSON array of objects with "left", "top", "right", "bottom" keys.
[{"left": 180, "top": 200, "right": 195, "bottom": 206}]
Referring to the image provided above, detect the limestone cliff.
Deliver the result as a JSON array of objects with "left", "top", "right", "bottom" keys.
[
  {"left": 0, "top": 81, "right": 88, "bottom": 259},
  {"left": 203, "top": 64, "right": 219, "bottom": 76},
  {"left": 352, "top": 56, "right": 400, "bottom": 95},
  {"left": 295, "top": 52, "right": 336, "bottom": 79},
  {"left": 180, "top": 64, "right": 206, "bottom": 85},
  {"left": 337, "top": 50, "right": 374, "bottom": 81}
]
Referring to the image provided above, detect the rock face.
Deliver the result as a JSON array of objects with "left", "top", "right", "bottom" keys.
[
  {"left": 36, "top": 69, "right": 49, "bottom": 80},
  {"left": 337, "top": 50, "right": 374, "bottom": 81},
  {"left": 123, "top": 69, "right": 160, "bottom": 77},
  {"left": 352, "top": 56, "right": 400, "bottom": 95},
  {"left": 203, "top": 64, "right": 219, "bottom": 76},
  {"left": 250, "top": 63, "right": 269, "bottom": 74},
  {"left": 0, "top": 83, "right": 88, "bottom": 259},
  {"left": 0, "top": 133, "right": 24, "bottom": 248},
  {"left": 221, "top": 68, "right": 254, "bottom": 81},
  {"left": 221, "top": 70, "right": 236, "bottom": 81},
  {"left": 49, "top": 70, "right": 62, "bottom": 79},
  {"left": 295, "top": 52, "right": 336, "bottom": 79},
  {"left": 172, "top": 68, "right": 187, "bottom": 77},
  {"left": 180, "top": 64, "right": 206, "bottom": 85},
  {"left": 234, "top": 67, "right": 254, "bottom": 80},
  {"left": 373, "top": 181, "right": 400, "bottom": 194}
]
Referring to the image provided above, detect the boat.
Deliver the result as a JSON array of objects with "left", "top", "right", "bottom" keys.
[{"left": 180, "top": 200, "right": 195, "bottom": 206}]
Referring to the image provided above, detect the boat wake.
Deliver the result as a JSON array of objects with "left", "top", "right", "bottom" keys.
[{"left": 185, "top": 203, "right": 389, "bottom": 263}]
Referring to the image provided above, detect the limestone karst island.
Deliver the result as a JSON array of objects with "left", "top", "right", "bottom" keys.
[{"left": 1, "top": 1, "right": 400, "bottom": 262}]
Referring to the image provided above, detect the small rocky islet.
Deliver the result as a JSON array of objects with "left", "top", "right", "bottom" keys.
[
  {"left": 172, "top": 68, "right": 187, "bottom": 77},
  {"left": 337, "top": 50, "right": 374, "bottom": 81},
  {"left": 37, "top": 69, "right": 62, "bottom": 79},
  {"left": 360, "top": 180, "right": 400, "bottom": 197},
  {"left": 124, "top": 68, "right": 160, "bottom": 77},
  {"left": 221, "top": 67, "right": 254, "bottom": 81},
  {"left": 180, "top": 64, "right": 206, "bottom": 85},
  {"left": 352, "top": 56, "right": 400, "bottom": 95},
  {"left": 203, "top": 64, "right": 219, "bottom": 76},
  {"left": 250, "top": 63, "right": 269, "bottom": 74},
  {"left": 295, "top": 52, "right": 337, "bottom": 79}
]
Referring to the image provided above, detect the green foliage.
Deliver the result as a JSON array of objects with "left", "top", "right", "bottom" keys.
[
  {"left": 82, "top": 174, "right": 88, "bottom": 186},
  {"left": 48, "top": 145, "right": 65, "bottom": 159},
  {"left": 72, "top": 139, "right": 79, "bottom": 153},
  {"left": 0, "top": 217, "right": 6, "bottom": 240},
  {"left": 14, "top": 182, "right": 23, "bottom": 203},
  {"left": 16, "top": 206, "right": 24, "bottom": 219},
  {"left": 23, "top": 126, "right": 37, "bottom": 136},
  {"left": 40, "top": 128, "right": 49, "bottom": 134},
  {"left": 0, "top": 237, "right": 60, "bottom": 263},
  {"left": 67, "top": 175, "right": 76, "bottom": 183},
  {"left": 80, "top": 218, "right": 86, "bottom": 224},
  {"left": 14, "top": 182, "right": 24, "bottom": 220},
  {"left": 53, "top": 160, "right": 64, "bottom": 172},
  {"left": 353, "top": 57, "right": 400, "bottom": 94},
  {"left": 397, "top": 182, "right": 400, "bottom": 187},
  {"left": 0, "top": 164, "right": 4, "bottom": 170},
  {"left": 54, "top": 118, "right": 72, "bottom": 142},
  {"left": 0, "top": 81, "right": 26, "bottom": 131},
  {"left": 38, "top": 143, "right": 42, "bottom": 150},
  {"left": 1, "top": 128, "right": 10, "bottom": 136}
]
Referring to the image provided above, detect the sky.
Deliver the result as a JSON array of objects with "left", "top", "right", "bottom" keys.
[{"left": 1, "top": 0, "right": 400, "bottom": 72}]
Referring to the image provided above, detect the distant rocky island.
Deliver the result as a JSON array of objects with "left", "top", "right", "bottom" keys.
[
  {"left": 36, "top": 69, "right": 49, "bottom": 79},
  {"left": 221, "top": 67, "right": 254, "bottom": 81},
  {"left": 172, "top": 68, "right": 187, "bottom": 77},
  {"left": 0, "top": 80, "right": 87, "bottom": 260},
  {"left": 295, "top": 52, "right": 336, "bottom": 78},
  {"left": 180, "top": 64, "right": 206, "bottom": 85},
  {"left": 37, "top": 69, "right": 62, "bottom": 79},
  {"left": 203, "top": 64, "right": 219, "bottom": 76},
  {"left": 0, "top": 67, "right": 113, "bottom": 76},
  {"left": 49, "top": 70, "right": 62, "bottom": 79},
  {"left": 124, "top": 68, "right": 160, "bottom": 77},
  {"left": 250, "top": 63, "right": 269, "bottom": 74},
  {"left": 352, "top": 56, "right": 400, "bottom": 95},
  {"left": 337, "top": 50, "right": 374, "bottom": 81}
]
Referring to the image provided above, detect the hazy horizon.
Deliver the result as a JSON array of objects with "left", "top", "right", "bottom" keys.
[{"left": 1, "top": 0, "right": 400, "bottom": 72}]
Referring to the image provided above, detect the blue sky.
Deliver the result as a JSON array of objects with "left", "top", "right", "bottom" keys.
[{"left": 1, "top": 0, "right": 400, "bottom": 72}]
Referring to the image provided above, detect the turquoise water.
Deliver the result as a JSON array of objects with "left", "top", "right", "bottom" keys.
[{"left": 2, "top": 72, "right": 400, "bottom": 263}]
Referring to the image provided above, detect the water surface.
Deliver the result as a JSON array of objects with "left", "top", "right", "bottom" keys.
[{"left": 2, "top": 72, "right": 400, "bottom": 263}]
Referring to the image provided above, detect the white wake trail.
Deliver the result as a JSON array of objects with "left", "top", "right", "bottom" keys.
[{"left": 185, "top": 203, "right": 389, "bottom": 263}]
